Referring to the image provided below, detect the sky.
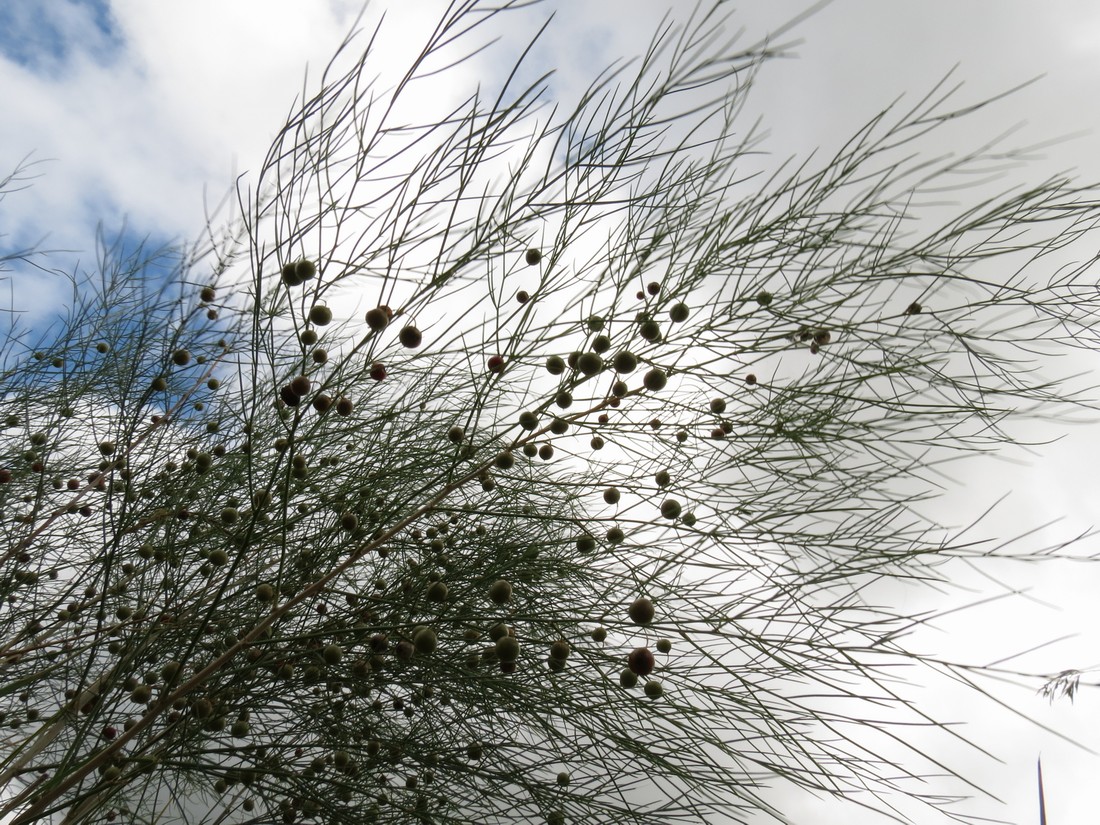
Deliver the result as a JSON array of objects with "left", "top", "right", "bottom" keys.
[{"left": 2, "top": 1, "right": 1100, "bottom": 823}]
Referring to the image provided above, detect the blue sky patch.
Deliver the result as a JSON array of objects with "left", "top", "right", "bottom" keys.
[{"left": 0, "top": 0, "right": 123, "bottom": 74}]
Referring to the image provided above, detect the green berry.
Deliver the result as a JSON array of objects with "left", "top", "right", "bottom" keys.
[
  {"left": 309, "top": 305, "right": 332, "bottom": 326},
  {"left": 426, "top": 581, "right": 448, "bottom": 602},
  {"left": 660, "top": 498, "right": 681, "bottom": 519},
  {"left": 525, "top": 248, "right": 542, "bottom": 266},
  {"left": 399, "top": 325, "right": 422, "bottom": 348},
  {"left": 619, "top": 669, "right": 638, "bottom": 689},
  {"left": 644, "top": 679, "right": 664, "bottom": 698},
  {"left": 643, "top": 368, "right": 667, "bottom": 391},
  {"left": 413, "top": 626, "right": 438, "bottom": 654},
  {"left": 323, "top": 644, "right": 343, "bottom": 665},
  {"left": 545, "top": 355, "right": 566, "bottom": 375},
  {"left": 488, "top": 579, "right": 512, "bottom": 604},
  {"left": 576, "top": 352, "right": 602, "bottom": 375},
  {"left": 365, "top": 307, "right": 390, "bottom": 331},
  {"left": 628, "top": 597, "right": 655, "bottom": 625},
  {"left": 612, "top": 351, "right": 637, "bottom": 373},
  {"left": 496, "top": 635, "right": 520, "bottom": 662},
  {"left": 669, "top": 302, "right": 689, "bottom": 322},
  {"left": 656, "top": 638, "right": 672, "bottom": 653}
]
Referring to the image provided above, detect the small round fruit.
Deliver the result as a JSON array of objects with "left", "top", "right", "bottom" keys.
[
  {"left": 643, "top": 368, "right": 667, "bottom": 391},
  {"left": 494, "top": 451, "right": 515, "bottom": 470},
  {"left": 654, "top": 469, "right": 671, "bottom": 487},
  {"left": 755, "top": 290, "right": 773, "bottom": 306},
  {"left": 209, "top": 548, "right": 228, "bottom": 566},
  {"left": 628, "top": 646, "right": 655, "bottom": 676},
  {"left": 413, "top": 627, "right": 438, "bottom": 654},
  {"left": 612, "top": 351, "right": 637, "bottom": 373},
  {"left": 709, "top": 398, "right": 726, "bottom": 414},
  {"left": 296, "top": 260, "right": 317, "bottom": 280},
  {"left": 516, "top": 290, "right": 530, "bottom": 304},
  {"left": 628, "top": 597, "right": 655, "bottom": 626},
  {"left": 602, "top": 487, "right": 620, "bottom": 505},
  {"left": 172, "top": 349, "right": 191, "bottom": 366},
  {"left": 660, "top": 499, "right": 682, "bottom": 519},
  {"left": 489, "top": 622, "right": 510, "bottom": 641},
  {"left": 290, "top": 375, "right": 311, "bottom": 397},
  {"left": 745, "top": 373, "right": 757, "bottom": 385},
  {"left": 365, "top": 307, "right": 390, "bottom": 331},
  {"left": 518, "top": 411, "right": 538, "bottom": 430},
  {"left": 232, "top": 719, "right": 250, "bottom": 737},
  {"left": 495, "top": 635, "right": 520, "bottom": 662},
  {"left": 545, "top": 355, "right": 566, "bottom": 375},
  {"left": 576, "top": 534, "right": 596, "bottom": 553},
  {"left": 682, "top": 511, "right": 697, "bottom": 527},
  {"left": 370, "top": 362, "right": 387, "bottom": 381},
  {"left": 668, "top": 302, "right": 689, "bottom": 322},
  {"left": 592, "top": 334, "right": 611, "bottom": 353},
  {"left": 447, "top": 425, "right": 465, "bottom": 443},
  {"left": 549, "top": 418, "right": 568, "bottom": 435},
  {"left": 576, "top": 352, "right": 602, "bottom": 375},
  {"left": 538, "top": 443, "right": 554, "bottom": 461},
  {"left": 644, "top": 679, "right": 664, "bottom": 699},
  {"left": 130, "top": 684, "right": 152, "bottom": 704},
  {"left": 399, "top": 325, "right": 422, "bottom": 348},
  {"left": 395, "top": 640, "right": 415, "bottom": 661},
  {"left": 656, "top": 638, "right": 672, "bottom": 654},
  {"left": 487, "top": 355, "right": 505, "bottom": 373},
  {"left": 555, "top": 390, "right": 572, "bottom": 409},
  {"left": 606, "top": 526, "right": 624, "bottom": 544},
  {"left": 549, "top": 640, "right": 570, "bottom": 661},
  {"left": 525, "top": 248, "right": 542, "bottom": 266},
  {"left": 638, "top": 320, "right": 661, "bottom": 341},
  {"left": 281, "top": 262, "right": 301, "bottom": 285},
  {"left": 488, "top": 579, "right": 512, "bottom": 604},
  {"left": 340, "top": 512, "right": 359, "bottom": 532},
  {"left": 256, "top": 583, "right": 276, "bottom": 602},
  {"left": 467, "top": 742, "right": 484, "bottom": 760},
  {"left": 619, "top": 669, "right": 638, "bottom": 689},
  {"left": 426, "top": 581, "right": 448, "bottom": 602},
  {"left": 590, "top": 436, "right": 604, "bottom": 450},
  {"left": 151, "top": 377, "right": 168, "bottom": 391},
  {"left": 591, "top": 626, "right": 607, "bottom": 643},
  {"left": 309, "top": 305, "right": 332, "bottom": 326},
  {"left": 336, "top": 397, "right": 354, "bottom": 416}
]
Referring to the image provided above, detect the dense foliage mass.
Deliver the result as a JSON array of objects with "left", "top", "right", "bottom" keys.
[{"left": 2, "top": 3, "right": 1099, "bottom": 823}]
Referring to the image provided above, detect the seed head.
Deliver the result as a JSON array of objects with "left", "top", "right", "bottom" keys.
[
  {"left": 309, "top": 305, "right": 332, "bottom": 326},
  {"left": 644, "top": 679, "right": 664, "bottom": 699},
  {"left": 545, "top": 355, "right": 566, "bottom": 375},
  {"left": 335, "top": 397, "right": 354, "bottom": 416},
  {"left": 171, "top": 350, "right": 191, "bottom": 367},
  {"left": 447, "top": 425, "right": 465, "bottom": 443},
  {"left": 399, "top": 325, "right": 423, "bottom": 348},
  {"left": 660, "top": 498, "right": 682, "bottom": 519},
  {"left": 525, "top": 248, "right": 542, "bottom": 266},
  {"left": 619, "top": 669, "right": 638, "bottom": 689}
]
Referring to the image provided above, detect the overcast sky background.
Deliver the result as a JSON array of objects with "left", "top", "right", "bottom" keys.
[{"left": 2, "top": 2, "right": 1100, "bottom": 823}]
